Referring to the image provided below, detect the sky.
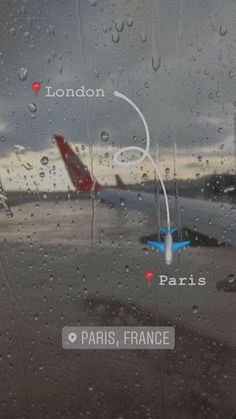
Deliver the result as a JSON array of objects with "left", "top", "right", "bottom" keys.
[{"left": 0, "top": 0, "right": 236, "bottom": 191}]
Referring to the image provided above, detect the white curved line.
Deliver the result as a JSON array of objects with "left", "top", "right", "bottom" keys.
[{"left": 113, "top": 90, "right": 171, "bottom": 230}]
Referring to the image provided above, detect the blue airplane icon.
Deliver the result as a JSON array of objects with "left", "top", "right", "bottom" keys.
[{"left": 147, "top": 227, "right": 190, "bottom": 265}]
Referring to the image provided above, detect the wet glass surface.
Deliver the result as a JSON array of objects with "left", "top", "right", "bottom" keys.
[{"left": 0, "top": 0, "right": 236, "bottom": 418}]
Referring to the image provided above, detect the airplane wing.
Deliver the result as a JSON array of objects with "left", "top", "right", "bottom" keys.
[
  {"left": 98, "top": 188, "right": 236, "bottom": 247},
  {"left": 146, "top": 241, "right": 165, "bottom": 252},
  {"left": 172, "top": 241, "right": 191, "bottom": 252}
]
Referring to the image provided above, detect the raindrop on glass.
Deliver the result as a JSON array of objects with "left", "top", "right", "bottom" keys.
[
  {"left": 152, "top": 55, "right": 161, "bottom": 72},
  {"left": 140, "top": 32, "right": 147, "bottom": 42},
  {"left": 192, "top": 305, "right": 198, "bottom": 314},
  {"left": 112, "top": 32, "right": 120, "bottom": 43},
  {"left": 40, "top": 156, "right": 49, "bottom": 165},
  {"left": 115, "top": 18, "right": 124, "bottom": 33},
  {"left": 227, "top": 273, "right": 235, "bottom": 283},
  {"left": 220, "top": 25, "right": 227, "bottom": 36},
  {"left": 101, "top": 131, "right": 109, "bottom": 142},
  {"left": 28, "top": 103, "right": 37, "bottom": 113},
  {"left": 120, "top": 198, "right": 125, "bottom": 206},
  {"left": 126, "top": 17, "right": 134, "bottom": 27},
  {"left": 58, "top": 64, "right": 63, "bottom": 74},
  {"left": 19, "top": 67, "right": 27, "bottom": 81}
]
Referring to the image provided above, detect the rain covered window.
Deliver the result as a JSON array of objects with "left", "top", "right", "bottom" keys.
[{"left": 0, "top": 0, "right": 235, "bottom": 418}]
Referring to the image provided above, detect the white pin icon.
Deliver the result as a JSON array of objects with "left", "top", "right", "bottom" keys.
[{"left": 68, "top": 332, "right": 77, "bottom": 344}]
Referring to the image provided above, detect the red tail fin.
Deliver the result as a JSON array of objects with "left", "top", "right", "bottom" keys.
[{"left": 54, "top": 134, "right": 101, "bottom": 192}]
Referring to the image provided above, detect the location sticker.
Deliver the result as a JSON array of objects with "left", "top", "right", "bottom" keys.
[
  {"left": 144, "top": 271, "right": 154, "bottom": 280},
  {"left": 144, "top": 271, "right": 154, "bottom": 286},
  {"left": 68, "top": 332, "right": 77, "bottom": 344},
  {"left": 32, "top": 81, "right": 41, "bottom": 93}
]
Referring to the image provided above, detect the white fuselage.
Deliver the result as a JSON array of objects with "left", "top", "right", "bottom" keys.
[{"left": 164, "top": 232, "right": 173, "bottom": 265}]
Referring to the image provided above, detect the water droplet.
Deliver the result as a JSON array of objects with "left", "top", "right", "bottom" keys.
[
  {"left": 28, "top": 103, "right": 37, "bottom": 113},
  {"left": 152, "top": 55, "right": 161, "bottom": 72},
  {"left": 112, "top": 32, "right": 120, "bottom": 43},
  {"left": 142, "top": 173, "right": 148, "bottom": 181},
  {"left": 19, "top": 67, "right": 27, "bottom": 81},
  {"left": 126, "top": 17, "right": 134, "bottom": 27},
  {"left": 220, "top": 25, "right": 227, "bottom": 36},
  {"left": 120, "top": 198, "right": 125, "bottom": 206},
  {"left": 197, "top": 156, "right": 202, "bottom": 162},
  {"left": 88, "top": 0, "right": 97, "bottom": 5},
  {"left": 58, "top": 64, "right": 63, "bottom": 74},
  {"left": 229, "top": 71, "right": 234, "bottom": 78},
  {"left": 140, "top": 32, "right": 147, "bottom": 42},
  {"left": 115, "top": 18, "right": 124, "bottom": 32},
  {"left": 192, "top": 305, "right": 198, "bottom": 314},
  {"left": 218, "top": 127, "right": 223, "bottom": 133},
  {"left": 227, "top": 273, "right": 235, "bottom": 283},
  {"left": 10, "top": 28, "right": 16, "bottom": 36},
  {"left": 1, "top": 136, "right": 6, "bottom": 142},
  {"left": 40, "top": 156, "right": 49, "bottom": 165},
  {"left": 105, "top": 152, "right": 109, "bottom": 158},
  {"left": 101, "top": 131, "right": 109, "bottom": 142},
  {"left": 47, "top": 24, "right": 55, "bottom": 36}
]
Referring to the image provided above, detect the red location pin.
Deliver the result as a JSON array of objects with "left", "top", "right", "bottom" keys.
[
  {"left": 144, "top": 271, "right": 154, "bottom": 281},
  {"left": 32, "top": 81, "right": 41, "bottom": 92}
]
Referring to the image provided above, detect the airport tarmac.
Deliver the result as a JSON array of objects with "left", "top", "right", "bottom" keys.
[{"left": 0, "top": 198, "right": 235, "bottom": 419}]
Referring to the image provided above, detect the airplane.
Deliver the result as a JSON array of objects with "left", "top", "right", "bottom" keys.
[
  {"left": 147, "top": 227, "right": 190, "bottom": 266},
  {"left": 54, "top": 134, "right": 236, "bottom": 257}
]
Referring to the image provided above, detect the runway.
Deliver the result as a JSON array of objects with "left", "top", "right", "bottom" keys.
[{"left": 0, "top": 198, "right": 235, "bottom": 419}]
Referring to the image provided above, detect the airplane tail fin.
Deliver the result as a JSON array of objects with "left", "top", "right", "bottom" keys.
[
  {"left": 160, "top": 227, "right": 177, "bottom": 235},
  {"left": 115, "top": 174, "right": 126, "bottom": 190},
  {"left": 54, "top": 134, "right": 101, "bottom": 193}
]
